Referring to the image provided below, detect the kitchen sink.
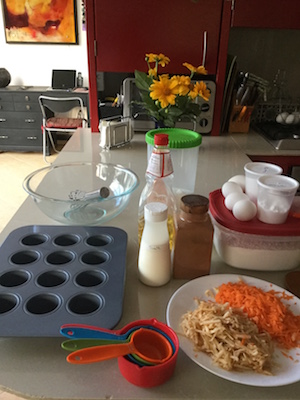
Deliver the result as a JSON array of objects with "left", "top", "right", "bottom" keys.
[
  {"left": 253, "top": 121, "right": 300, "bottom": 150},
  {"left": 270, "top": 138, "right": 300, "bottom": 150}
]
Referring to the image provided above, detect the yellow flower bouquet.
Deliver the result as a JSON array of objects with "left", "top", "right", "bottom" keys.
[{"left": 134, "top": 53, "right": 211, "bottom": 128}]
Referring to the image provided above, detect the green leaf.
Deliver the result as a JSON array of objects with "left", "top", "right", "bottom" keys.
[
  {"left": 134, "top": 70, "right": 153, "bottom": 91},
  {"left": 188, "top": 102, "right": 202, "bottom": 116},
  {"left": 176, "top": 95, "right": 189, "bottom": 108},
  {"left": 168, "top": 106, "right": 183, "bottom": 118}
]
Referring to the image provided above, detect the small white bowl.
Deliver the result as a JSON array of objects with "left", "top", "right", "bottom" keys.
[
  {"left": 257, "top": 175, "right": 299, "bottom": 224},
  {"left": 244, "top": 162, "right": 283, "bottom": 202}
]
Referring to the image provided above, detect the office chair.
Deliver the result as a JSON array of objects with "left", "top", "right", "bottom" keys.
[{"left": 39, "top": 95, "right": 88, "bottom": 163}]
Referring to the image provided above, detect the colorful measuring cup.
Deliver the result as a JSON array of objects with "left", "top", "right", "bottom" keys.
[
  {"left": 66, "top": 328, "right": 173, "bottom": 365},
  {"left": 60, "top": 319, "right": 177, "bottom": 367}
]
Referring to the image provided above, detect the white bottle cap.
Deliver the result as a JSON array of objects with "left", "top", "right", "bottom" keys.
[{"left": 144, "top": 202, "right": 168, "bottom": 222}]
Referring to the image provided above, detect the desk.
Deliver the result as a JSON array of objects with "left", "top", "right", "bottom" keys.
[
  {"left": 0, "top": 129, "right": 299, "bottom": 399},
  {"left": 0, "top": 86, "right": 89, "bottom": 153}
]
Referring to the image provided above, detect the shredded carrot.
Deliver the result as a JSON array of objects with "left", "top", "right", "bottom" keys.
[{"left": 215, "top": 281, "right": 300, "bottom": 350}]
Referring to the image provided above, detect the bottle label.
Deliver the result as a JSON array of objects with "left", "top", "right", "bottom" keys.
[{"left": 147, "top": 152, "right": 173, "bottom": 178}]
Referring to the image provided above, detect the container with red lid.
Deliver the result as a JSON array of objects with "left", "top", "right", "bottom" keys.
[{"left": 209, "top": 189, "right": 300, "bottom": 271}]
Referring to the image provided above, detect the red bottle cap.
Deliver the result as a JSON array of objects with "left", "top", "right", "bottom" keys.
[{"left": 154, "top": 134, "right": 169, "bottom": 146}]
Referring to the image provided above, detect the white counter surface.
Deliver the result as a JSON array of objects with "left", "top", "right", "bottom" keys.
[
  {"left": 231, "top": 129, "right": 300, "bottom": 156},
  {"left": 0, "top": 129, "right": 299, "bottom": 399}
]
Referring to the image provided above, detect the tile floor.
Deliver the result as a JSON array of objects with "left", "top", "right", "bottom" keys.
[
  {"left": 0, "top": 150, "right": 59, "bottom": 235},
  {"left": 0, "top": 391, "right": 22, "bottom": 400}
]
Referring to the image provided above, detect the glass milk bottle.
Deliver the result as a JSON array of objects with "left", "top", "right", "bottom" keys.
[
  {"left": 138, "top": 202, "right": 171, "bottom": 286},
  {"left": 138, "top": 133, "right": 177, "bottom": 250},
  {"left": 173, "top": 195, "right": 214, "bottom": 279}
]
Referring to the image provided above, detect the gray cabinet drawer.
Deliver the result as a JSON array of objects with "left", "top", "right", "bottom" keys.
[
  {"left": 14, "top": 103, "right": 41, "bottom": 112},
  {"left": 13, "top": 93, "right": 41, "bottom": 103},
  {"left": 0, "top": 102, "right": 14, "bottom": 111},
  {"left": 0, "top": 111, "right": 42, "bottom": 128},
  {"left": 0, "top": 93, "right": 13, "bottom": 102},
  {"left": 0, "top": 129, "right": 42, "bottom": 146}
]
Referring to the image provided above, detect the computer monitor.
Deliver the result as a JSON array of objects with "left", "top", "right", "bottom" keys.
[{"left": 51, "top": 69, "right": 76, "bottom": 90}]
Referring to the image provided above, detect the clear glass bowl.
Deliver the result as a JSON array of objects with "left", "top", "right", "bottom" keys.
[{"left": 23, "top": 162, "right": 139, "bottom": 225}]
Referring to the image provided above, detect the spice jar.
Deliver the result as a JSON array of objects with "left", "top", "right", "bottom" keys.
[{"left": 173, "top": 195, "right": 214, "bottom": 279}]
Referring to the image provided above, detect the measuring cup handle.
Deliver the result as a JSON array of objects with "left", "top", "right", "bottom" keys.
[
  {"left": 67, "top": 343, "right": 133, "bottom": 364},
  {"left": 61, "top": 338, "right": 125, "bottom": 351},
  {"left": 60, "top": 326, "right": 122, "bottom": 340}
]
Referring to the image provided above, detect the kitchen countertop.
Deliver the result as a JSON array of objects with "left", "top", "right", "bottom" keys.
[
  {"left": 0, "top": 129, "right": 299, "bottom": 400},
  {"left": 227, "top": 129, "right": 300, "bottom": 157}
]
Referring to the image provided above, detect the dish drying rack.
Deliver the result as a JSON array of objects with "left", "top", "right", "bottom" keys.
[{"left": 253, "top": 101, "right": 300, "bottom": 123}]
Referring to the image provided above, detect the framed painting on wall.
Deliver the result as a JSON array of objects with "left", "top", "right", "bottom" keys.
[{"left": 1, "top": 0, "right": 78, "bottom": 44}]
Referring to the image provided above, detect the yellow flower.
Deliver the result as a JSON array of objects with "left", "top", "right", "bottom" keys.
[
  {"left": 157, "top": 53, "right": 170, "bottom": 67},
  {"left": 148, "top": 67, "right": 157, "bottom": 77},
  {"left": 195, "top": 65, "right": 208, "bottom": 75},
  {"left": 171, "top": 75, "right": 191, "bottom": 96},
  {"left": 183, "top": 62, "right": 208, "bottom": 75},
  {"left": 149, "top": 75, "right": 178, "bottom": 108},
  {"left": 146, "top": 53, "right": 158, "bottom": 63},
  {"left": 189, "top": 81, "right": 211, "bottom": 101},
  {"left": 146, "top": 53, "right": 170, "bottom": 67}
]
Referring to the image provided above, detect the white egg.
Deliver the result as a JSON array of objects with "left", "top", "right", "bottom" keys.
[
  {"left": 228, "top": 175, "right": 246, "bottom": 191},
  {"left": 225, "top": 192, "right": 249, "bottom": 210},
  {"left": 285, "top": 114, "right": 295, "bottom": 124},
  {"left": 232, "top": 199, "right": 257, "bottom": 221},
  {"left": 221, "top": 181, "right": 243, "bottom": 198},
  {"left": 276, "top": 112, "right": 289, "bottom": 124}
]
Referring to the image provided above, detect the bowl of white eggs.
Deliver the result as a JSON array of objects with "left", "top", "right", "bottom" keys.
[{"left": 209, "top": 174, "right": 300, "bottom": 271}]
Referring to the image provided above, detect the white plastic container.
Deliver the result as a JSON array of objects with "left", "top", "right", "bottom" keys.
[
  {"left": 145, "top": 128, "right": 202, "bottom": 195},
  {"left": 244, "top": 162, "right": 283, "bottom": 202},
  {"left": 209, "top": 189, "right": 300, "bottom": 271},
  {"left": 257, "top": 175, "right": 299, "bottom": 224}
]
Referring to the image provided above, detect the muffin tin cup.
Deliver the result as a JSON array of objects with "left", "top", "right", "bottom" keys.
[{"left": 0, "top": 225, "right": 127, "bottom": 336}]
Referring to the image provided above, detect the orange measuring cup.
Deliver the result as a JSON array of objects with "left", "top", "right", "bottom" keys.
[{"left": 66, "top": 328, "right": 173, "bottom": 365}]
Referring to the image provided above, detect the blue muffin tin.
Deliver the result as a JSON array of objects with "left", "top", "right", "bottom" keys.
[{"left": 0, "top": 225, "right": 127, "bottom": 337}]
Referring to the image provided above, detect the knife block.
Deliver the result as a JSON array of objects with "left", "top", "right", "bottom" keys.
[{"left": 229, "top": 105, "right": 254, "bottom": 133}]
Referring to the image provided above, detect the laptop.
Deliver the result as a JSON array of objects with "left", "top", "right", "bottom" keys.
[{"left": 51, "top": 69, "right": 76, "bottom": 90}]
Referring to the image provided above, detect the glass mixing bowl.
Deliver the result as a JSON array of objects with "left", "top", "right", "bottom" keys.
[{"left": 23, "top": 162, "right": 139, "bottom": 225}]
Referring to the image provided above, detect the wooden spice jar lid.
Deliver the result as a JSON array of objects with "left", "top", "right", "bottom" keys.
[{"left": 180, "top": 195, "right": 209, "bottom": 214}]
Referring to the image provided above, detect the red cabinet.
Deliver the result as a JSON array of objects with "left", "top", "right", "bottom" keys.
[
  {"left": 85, "top": 0, "right": 224, "bottom": 132},
  {"left": 231, "top": 0, "right": 300, "bottom": 29},
  {"left": 85, "top": 0, "right": 300, "bottom": 134},
  {"left": 93, "top": 0, "right": 223, "bottom": 75}
]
